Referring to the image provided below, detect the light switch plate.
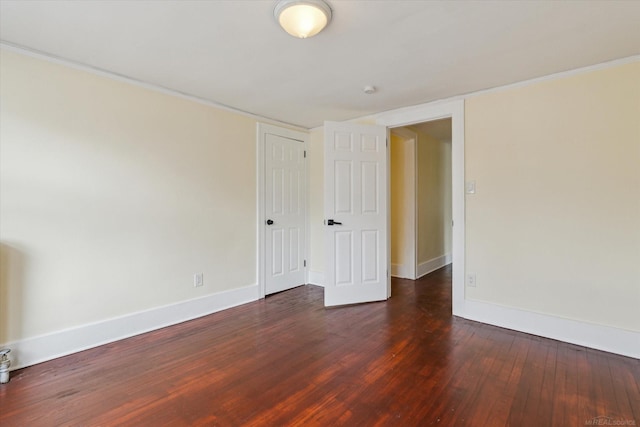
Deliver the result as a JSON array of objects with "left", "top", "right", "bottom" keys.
[{"left": 465, "top": 181, "right": 476, "bottom": 194}]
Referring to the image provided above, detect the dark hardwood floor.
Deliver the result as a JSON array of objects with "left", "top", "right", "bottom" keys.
[{"left": 1, "top": 266, "right": 638, "bottom": 426}]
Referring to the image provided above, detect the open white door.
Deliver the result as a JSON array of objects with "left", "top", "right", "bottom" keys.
[{"left": 324, "top": 121, "right": 389, "bottom": 306}]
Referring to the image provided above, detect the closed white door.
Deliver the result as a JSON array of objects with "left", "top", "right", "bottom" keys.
[
  {"left": 324, "top": 121, "right": 389, "bottom": 306},
  {"left": 265, "top": 133, "right": 306, "bottom": 295}
]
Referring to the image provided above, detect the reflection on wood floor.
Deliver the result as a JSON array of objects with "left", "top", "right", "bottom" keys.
[{"left": 1, "top": 265, "right": 638, "bottom": 426}]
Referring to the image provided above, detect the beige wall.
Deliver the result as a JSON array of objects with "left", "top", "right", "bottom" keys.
[
  {"left": 3, "top": 46, "right": 637, "bottom": 352},
  {"left": 390, "top": 132, "right": 410, "bottom": 266},
  {"left": 465, "top": 61, "right": 640, "bottom": 332},
  {"left": 0, "top": 50, "right": 258, "bottom": 343},
  {"left": 307, "top": 61, "right": 638, "bottom": 334},
  {"left": 411, "top": 128, "right": 452, "bottom": 265}
]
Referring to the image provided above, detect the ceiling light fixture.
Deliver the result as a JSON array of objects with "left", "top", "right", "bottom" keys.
[{"left": 274, "top": 0, "right": 332, "bottom": 39}]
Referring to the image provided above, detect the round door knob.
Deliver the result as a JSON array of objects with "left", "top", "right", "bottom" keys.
[{"left": 266, "top": 219, "right": 274, "bottom": 225}]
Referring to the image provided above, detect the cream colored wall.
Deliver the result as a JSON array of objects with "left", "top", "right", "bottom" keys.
[
  {"left": 412, "top": 129, "right": 452, "bottom": 265},
  {"left": 306, "top": 62, "right": 638, "bottom": 334},
  {"left": 390, "top": 133, "right": 409, "bottom": 265},
  {"left": 465, "top": 61, "right": 640, "bottom": 332},
  {"left": 0, "top": 50, "right": 258, "bottom": 343}
]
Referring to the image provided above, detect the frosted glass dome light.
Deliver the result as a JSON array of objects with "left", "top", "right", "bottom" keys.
[{"left": 274, "top": 0, "right": 332, "bottom": 39}]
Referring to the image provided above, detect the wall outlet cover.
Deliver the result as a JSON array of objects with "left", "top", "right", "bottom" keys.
[
  {"left": 194, "top": 273, "right": 204, "bottom": 287},
  {"left": 466, "top": 273, "right": 476, "bottom": 287}
]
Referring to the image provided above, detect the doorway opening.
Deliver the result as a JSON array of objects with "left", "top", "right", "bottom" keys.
[
  {"left": 390, "top": 119, "right": 452, "bottom": 281},
  {"left": 376, "top": 99, "right": 465, "bottom": 315},
  {"left": 321, "top": 99, "right": 464, "bottom": 311}
]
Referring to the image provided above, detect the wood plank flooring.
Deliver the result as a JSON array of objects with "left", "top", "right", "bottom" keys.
[{"left": 1, "top": 266, "right": 638, "bottom": 426}]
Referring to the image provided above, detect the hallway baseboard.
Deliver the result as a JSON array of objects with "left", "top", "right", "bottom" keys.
[{"left": 417, "top": 253, "right": 452, "bottom": 278}]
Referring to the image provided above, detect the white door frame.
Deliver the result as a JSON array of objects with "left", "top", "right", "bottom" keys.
[
  {"left": 389, "top": 127, "right": 418, "bottom": 280},
  {"left": 376, "top": 100, "right": 465, "bottom": 316},
  {"left": 257, "top": 123, "right": 309, "bottom": 299}
]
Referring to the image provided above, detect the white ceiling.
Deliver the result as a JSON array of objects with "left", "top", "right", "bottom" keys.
[{"left": 1, "top": 1, "right": 639, "bottom": 129}]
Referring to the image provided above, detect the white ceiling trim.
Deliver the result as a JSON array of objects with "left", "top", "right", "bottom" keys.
[
  {"left": 3, "top": 40, "right": 638, "bottom": 134},
  {"left": 309, "top": 53, "right": 639, "bottom": 133},
  {"left": 368, "top": 54, "right": 640, "bottom": 128},
  {"left": 0, "top": 41, "right": 307, "bottom": 132},
  {"left": 463, "top": 54, "right": 640, "bottom": 100}
]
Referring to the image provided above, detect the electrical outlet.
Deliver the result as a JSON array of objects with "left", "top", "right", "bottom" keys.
[
  {"left": 194, "top": 273, "right": 204, "bottom": 287},
  {"left": 466, "top": 273, "right": 476, "bottom": 287}
]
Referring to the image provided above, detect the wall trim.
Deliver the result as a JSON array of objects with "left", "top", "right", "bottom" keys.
[
  {"left": 460, "top": 300, "right": 639, "bottom": 359},
  {"left": 5, "top": 42, "right": 634, "bottom": 135},
  {"left": 361, "top": 55, "right": 640, "bottom": 132},
  {"left": 4, "top": 284, "right": 260, "bottom": 371},
  {"left": 464, "top": 55, "right": 640, "bottom": 101},
  {"left": 0, "top": 42, "right": 306, "bottom": 132},
  {"left": 417, "top": 253, "right": 452, "bottom": 278},
  {"left": 308, "top": 267, "right": 638, "bottom": 358},
  {"left": 308, "top": 270, "right": 325, "bottom": 287}
]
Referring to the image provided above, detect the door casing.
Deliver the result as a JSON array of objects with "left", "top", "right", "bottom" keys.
[{"left": 376, "top": 99, "right": 465, "bottom": 316}]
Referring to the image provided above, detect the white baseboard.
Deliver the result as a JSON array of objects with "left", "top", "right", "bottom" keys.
[
  {"left": 460, "top": 299, "right": 640, "bottom": 359},
  {"left": 417, "top": 253, "right": 452, "bottom": 278},
  {"left": 4, "top": 284, "right": 260, "bottom": 370},
  {"left": 308, "top": 270, "right": 325, "bottom": 287},
  {"left": 391, "top": 263, "right": 414, "bottom": 279}
]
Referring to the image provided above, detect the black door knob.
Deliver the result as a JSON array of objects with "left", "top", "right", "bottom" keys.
[
  {"left": 327, "top": 219, "right": 342, "bottom": 226},
  {"left": 266, "top": 219, "right": 274, "bottom": 225}
]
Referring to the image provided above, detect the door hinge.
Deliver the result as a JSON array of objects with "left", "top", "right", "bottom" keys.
[
  {"left": 304, "top": 150, "right": 307, "bottom": 158},
  {"left": 386, "top": 138, "right": 389, "bottom": 147},
  {"left": 452, "top": 220, "right": 454, "bottom": 227},
  {"left": 304, "top": 260, "right": 307, "bottom": 267}
]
